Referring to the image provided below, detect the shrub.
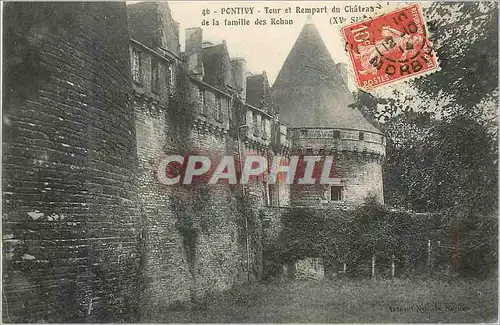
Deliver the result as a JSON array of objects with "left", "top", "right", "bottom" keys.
[{"left": 268, "top": 196, "right": 497, "bottom": 278}]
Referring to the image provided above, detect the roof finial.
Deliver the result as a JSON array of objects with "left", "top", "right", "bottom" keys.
[{"left": 305, "top": 14, "right": 313, "bottom": 25}]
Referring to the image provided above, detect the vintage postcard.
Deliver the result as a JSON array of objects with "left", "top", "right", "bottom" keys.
[{"left": 2, "top": 1, "right": 498, "bottom": 323}]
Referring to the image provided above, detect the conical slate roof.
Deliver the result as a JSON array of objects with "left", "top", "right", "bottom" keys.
[{"left": 272, "top": 21, "right": 380, "bottom": 133}]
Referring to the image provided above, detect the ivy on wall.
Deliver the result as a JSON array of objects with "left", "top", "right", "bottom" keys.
[
  {"left": 166, "top": 66, "right": 197, "bottom": 153},
  {"left": 267, "top": 197, "right": 497, "bottom": 279}
]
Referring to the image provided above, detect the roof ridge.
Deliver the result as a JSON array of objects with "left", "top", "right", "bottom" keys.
[{"left": 272, "top": 21, "right": 381, "bottom": 133}]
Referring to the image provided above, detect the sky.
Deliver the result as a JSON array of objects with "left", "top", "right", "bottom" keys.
[{"left": 167, "top": 1, "right": 396, "bottom": 86}]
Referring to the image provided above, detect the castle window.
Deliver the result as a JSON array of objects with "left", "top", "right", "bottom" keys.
[
  {"left": 253, "top": 114, "right": 258, "bottom": 136},
  {"left": 215, "top": 97, "right": 222, "bottom": 121},
  {"left": 198, "top": 87, "right": 207, "bottom": 115},
  {"left": 301, "top": 129, "right": 308, "bottom": 137},
  {"left": 228, "top": 98, "right": 233, "bottom": 123},
  {"left": 333, "top": 130, "right": 341, "bottom": 139},
  {"left": 261, "top": 119, "right": 267, "bottom": 139},
  {"left": 168, "top": 64, "right": 175, "bottom": 92},
  {"left": 330, "top": 186, "right": 343, "bottom": 201},
  {"left": 202, "top": 92, "right": 207, "bottom": 114},
  {"left": 197, "top": 87, "right": 203, "bottom": 102},
  {"left": 132, "top": 48, "right": 142, "bottom": 84},
  {"left": 359, "top": 132, "right": 364, "bottom": 141},
  {"left": 151, "top": 61, "right": 160, "bottom": 94}
]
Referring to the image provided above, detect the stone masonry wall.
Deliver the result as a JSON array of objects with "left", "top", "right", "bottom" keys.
[
  {"left": 290, "top": 158, "right": 384, "bottom": 206},
  {"left": 134, "top": 98, "right": 192, "bottom": 315},
  {"left": 3, "top": 3, "right": 139, "bottom": 322},
  {"left": 290, "top": 128, "right": 385, "bottom": 206},
  {"left": 133, "top": 74, "right": 265, "bottom": 316}
]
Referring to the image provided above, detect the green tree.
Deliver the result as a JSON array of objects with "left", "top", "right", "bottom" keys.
[
  {"left": 348, "top": 2, "right": 498, "bottom": 276},
  {"left": 420, "top": 2, "right": 499, "bottom": 117}
]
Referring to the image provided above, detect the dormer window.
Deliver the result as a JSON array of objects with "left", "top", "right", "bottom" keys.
[
  {"left": 228, "top": 98, "right": 233, "bottom": 123},
  {"left": 168, "top": 64, "right": 175, "bottom": 92},
  {"left": 215, "top": 97, "right": 222, "bottom": 121},
  {"left": 151, "top": 61, "right": 160, "bottom": 94},
  {"left": 252, "top": 114, "right": 258, "bottom": 136},
  {"left": 132, "top": 48, "right": 142, "bottom": 84},
  {"left": 198, "top": 87, "right": 207, "bottom": 115}
]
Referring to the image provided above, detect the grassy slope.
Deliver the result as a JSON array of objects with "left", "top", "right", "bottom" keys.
[{"left": 153, "top": 277, "right": 497, "bottom": 323}]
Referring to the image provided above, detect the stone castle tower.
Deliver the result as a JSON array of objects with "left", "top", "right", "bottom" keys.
[
  {"left": 3, "top": 2, "right": 139, "bottom": 322},
  {"left": 273, "top": 20, "right": 386, "bottom": 207}
]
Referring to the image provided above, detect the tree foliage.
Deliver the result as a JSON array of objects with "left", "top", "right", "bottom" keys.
[
  {"left": 344, "top": 3, "right": 498, "bottom": 279},
  {"left": 420, "top": 2, "right": 499, "bottom": 115},
  {"left": 383, "top": 114, "right": 497, "bottom": 214},
  {"left": 349, "top": 2, "right": 498, "bottom": 215}
]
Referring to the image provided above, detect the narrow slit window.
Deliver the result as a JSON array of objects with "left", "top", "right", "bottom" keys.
[
  {"left": 267, "top": 183, "right": 274, "bottom": 206},
  {"left": 168, "top": 64, "right": 175, "bottom": 92},
  {"left": 132, "top": 49, "right": 142, "bottom": 84},
  {"left": 215, "top": 97, "right": 222, "bottom": 121},
  {"left": 228, "top": 98, "right": 233, "bottom": 122},
  {"left": 151, "top": 61, "right": 160, "bottom": 94},
  {"left": 261, "top": 119, "right": 267, "bottom": 139},
  {"left": 253, "top": 114, "right": 258, "bottom": 136}
]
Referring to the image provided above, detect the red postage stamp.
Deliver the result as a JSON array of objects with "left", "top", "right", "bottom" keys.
[{"left": 342, "top": 4, "right": 439, "bottom": 90}]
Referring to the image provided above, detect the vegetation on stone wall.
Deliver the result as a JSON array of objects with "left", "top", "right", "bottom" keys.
[
  {"left": 269, "top": 197, "right": 497, "bottom": 279},
  {"left": 165, "top": 67, "right": 204, "bottom": 304},
  {"left": 166, "top": 66, "right": 197, "bottom": 152},
  {"left": 166, "top": 65, "right": 207, "bottom": 272}
]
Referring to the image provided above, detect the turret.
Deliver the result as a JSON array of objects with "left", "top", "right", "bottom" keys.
[{"left": 272, "top": 21, "right": 385, "bottom": 206}]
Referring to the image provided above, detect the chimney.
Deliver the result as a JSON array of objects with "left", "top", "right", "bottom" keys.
[
  {"left": 157, "top": 2, "right": 180, "bottom": 55},
  {"left": 127, "top": 2, "right": 180, "bottom": 54},
  {"left": 231, "top": 58, "right": 247, "bottom": 100},
  {"left": 185, "top": 27, "right": 204, "bottom": 78}
]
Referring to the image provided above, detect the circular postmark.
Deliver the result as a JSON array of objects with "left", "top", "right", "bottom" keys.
[
  {"left": 371, "top": 9, "right": 434, "bottom": 76},
  {"left": 342, "top": 4, "right": 439, "bottom": 90}
]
